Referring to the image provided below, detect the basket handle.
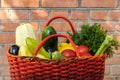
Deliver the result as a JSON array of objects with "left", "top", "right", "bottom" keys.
[
  {"left": 33, "top": 34, "right": 79, "bottom": 57},
  {"left": 44, "top": 16, "right": 75, "bottom": 34}
]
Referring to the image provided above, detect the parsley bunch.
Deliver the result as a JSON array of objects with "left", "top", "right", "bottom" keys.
[{"left": 67, "top": 23, "right": 119, "bottom": 57}]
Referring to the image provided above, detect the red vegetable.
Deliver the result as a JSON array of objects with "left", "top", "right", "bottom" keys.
[
  {"left": 77, "top": 45, "right": 92, "bottom": 57},
  {"left": 61, "top": 49, "right": 76, "bottom": 58}
]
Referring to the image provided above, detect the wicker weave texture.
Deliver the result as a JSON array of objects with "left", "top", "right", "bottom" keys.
[{"left": 7, "top": 53, "right": 105, "bottom": 80}]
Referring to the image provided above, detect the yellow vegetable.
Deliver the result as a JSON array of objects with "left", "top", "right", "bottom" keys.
[
  {"left": 18, "top": 44, "right": 32, "bottom": 56},
  {"left": 19, "top": 44, "right": 49, "bottom": 59},
  {"left": 58, "top": 42, "right": 75, "bottom": 53}
]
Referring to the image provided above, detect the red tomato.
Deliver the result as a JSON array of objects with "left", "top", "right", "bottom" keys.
[
  {"left": 61, "top": 49, "right": 76, "bottom": 58},
  {"left": 77, "top": 45, "right": 92, "bottom": 57}
]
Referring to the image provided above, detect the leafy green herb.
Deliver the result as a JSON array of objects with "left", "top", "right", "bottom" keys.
[{"left": 67, "top": 23, "right": 119, "bottom": 57}]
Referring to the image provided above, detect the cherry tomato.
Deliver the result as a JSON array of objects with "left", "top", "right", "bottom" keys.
[
  {"left": 77, "top": 45, "right": 92, "bottom": 56},
  {"left": 61, "top": 49, "right": 76, "bottom": 58}
]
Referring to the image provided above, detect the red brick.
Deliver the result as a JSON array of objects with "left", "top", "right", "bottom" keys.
[
  {"left": 42, "top": 0, "right": 78, "bottom": 8},
  {"left": 0, "top": 34, "right": 15, "bottom": 43},
  {"left": 71, "top": 10, "right": 88, "bottom": 20},
  {"left": 0, "top": 56, "right": 9, "bottom": 65},
  {"left": 4, "top": 56, "right": 9, "bottom": 65},
  {"left": 0, "top": 10, "right": 9, "bottom": 20},
  {"left": 103, "top": 76, "right": 114, "bottom": 80},
  {"left": 0, "top": 47, "right": 2, "bottom": 55},
  {"left": 100, "top": 22, "right": 115, "bottom": 32},
  {"left": 80, "top": 22, "right": 115, "bottom": 32},
  {"left": 10, "top": 10, "right": 28, "bottom": 20},
  {"left": 106, "top": 56, "right": 120, "bottom": 65},
  {"left": 2, "top": 22, "right": 18, "bottom": 32},
  {"left": 105, "top": 66, "right": 110, "bottom": 75},
  {"left": 80, "top": 22, "right": 94, "bottom": 26},
  {"left": 116, "top": 47, "right": 120, "bottom": 54},
  {"left": 90, "top": 10, "right": 107, "bottom": 20},
  {"left": 1, "top": 66, "right": 10, "bottom": 76},
  {"left": 51, "top": 10, "right": 68, "bottom": 18},
  {"left": 111, "top": 65, "right": 120, "bottom": 76},
  {"left": 30, "top": 10, "right": 48, "bottom": 20},
  {"left": 0, "top": 56, "right": 3, "bottom": 65},
  {"left": 0, "top": 77, "right": 3, "bottom": 80},
  {"left": 81, "top": 0, "right": 118, "bottom": 8},
  {"left": 114, "top": 34, "right": 120, "bottom": 43},
  {"left": 117, "top": 22, "right": 120, "bottom": 31},
  {"left": 41, "top": 22, "right": 77, "bottom": 32},
  {"left": 110, "top": 10, "right": 120, "bottom": 20},
  {"left": 4, "top": 57, "right": 9, "bottom": 65},
  {"left": 3, "top": 76, "right": 11, "bottom": 80},
  {"left": 1, "top": 0, "right": 39, "bottom": 8},
  {"left": 4, "top": 45, "right": 10, "bottom": 52},
  {"left": 38, "top": 34, "right": 42, "bottom": 41},
  {"left": 30, "top": 22, "right": 39, "bottom": 31},
  {"left": 1, "top": 22, "right": 39, "bottom": 32}
]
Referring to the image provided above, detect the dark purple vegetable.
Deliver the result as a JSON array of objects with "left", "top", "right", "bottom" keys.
[{"left": 9, "top": 45, "right": 19, "bottom": 55}]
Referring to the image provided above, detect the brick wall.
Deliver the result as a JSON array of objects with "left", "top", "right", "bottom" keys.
[{"left": 0, "top": 0, "right": 120, "bottom": 80}]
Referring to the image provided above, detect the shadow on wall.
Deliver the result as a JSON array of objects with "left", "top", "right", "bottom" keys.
[
  {"left": 2, "top": 0, "right": 31, "bottom": 7},
  {"left": 1, "top": 0, "right": 42, "bottom": 32}
]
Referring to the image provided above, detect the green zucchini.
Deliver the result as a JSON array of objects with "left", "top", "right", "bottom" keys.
[{"left": 42, "top": 26, "right": 58, "bottom": 53}]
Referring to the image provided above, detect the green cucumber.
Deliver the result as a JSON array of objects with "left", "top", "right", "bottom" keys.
[{"left": 42, "top": 26, "right": 58, "bottom": 53}]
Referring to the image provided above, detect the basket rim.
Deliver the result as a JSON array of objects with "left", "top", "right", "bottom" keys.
[{"left": 6, "top": 51, "right": 106, "bottom": 61}]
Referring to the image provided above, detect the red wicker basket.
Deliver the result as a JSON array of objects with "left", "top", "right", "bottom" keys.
[{"left": 7, "top": 16, "right": 105, "bottom": 80}]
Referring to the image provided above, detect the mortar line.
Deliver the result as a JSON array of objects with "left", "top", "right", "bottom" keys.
[
  {"left": 28, "top": 9, "right": 31, "bottom": 22},
  {"left": 39, "top": 0, "right": 42, "bottom": 8},
  {"left": 78, "top": 0, "right": 81, "bottom": 8}
]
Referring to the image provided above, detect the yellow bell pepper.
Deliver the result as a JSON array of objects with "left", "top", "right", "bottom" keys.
[{"left": 58, "top": 42, "right": 75, "bottom": 53}]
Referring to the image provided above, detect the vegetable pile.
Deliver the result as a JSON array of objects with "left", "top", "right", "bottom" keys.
[
  {"left": 8, "top": 23, "right": 119, "bottom": 60},
  {"left": 67, "top": 23, "right": 119, "bottom": 57}
]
